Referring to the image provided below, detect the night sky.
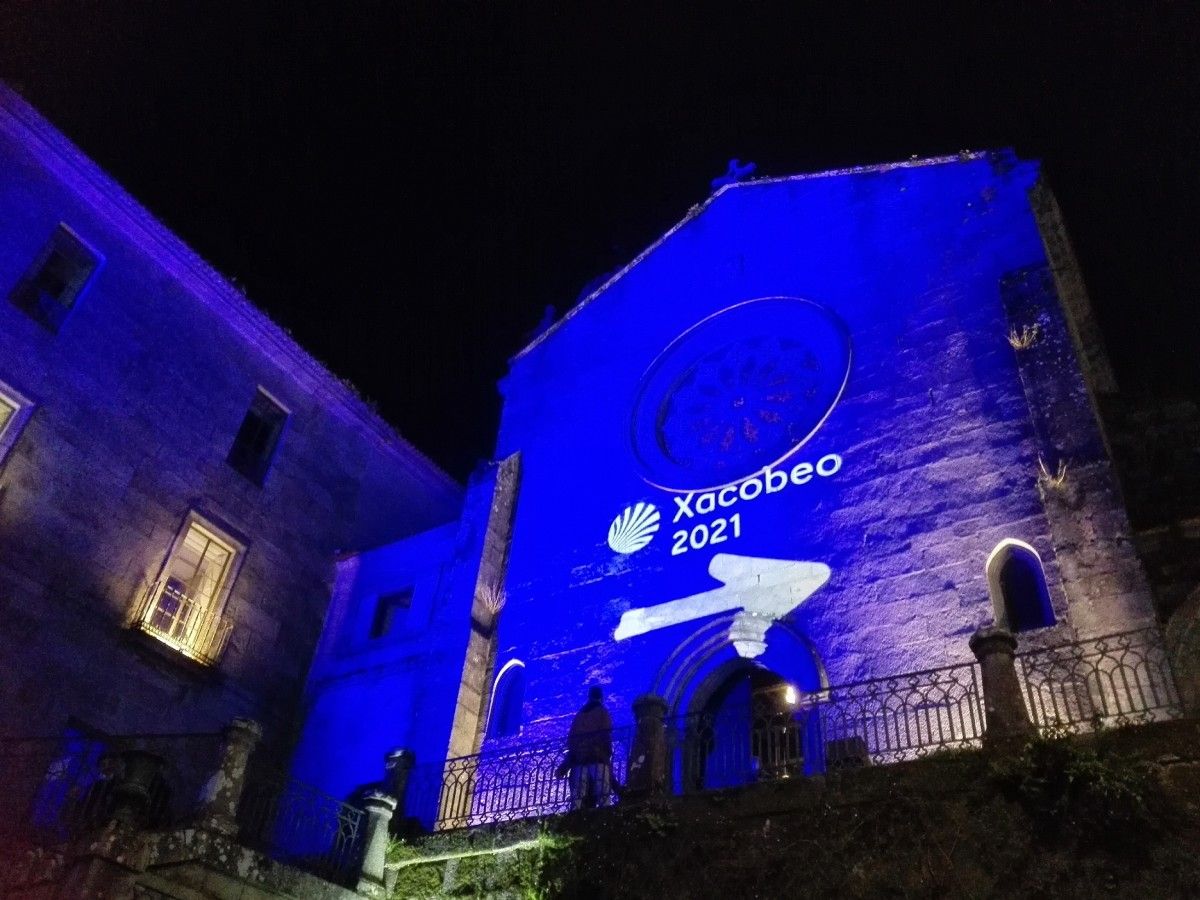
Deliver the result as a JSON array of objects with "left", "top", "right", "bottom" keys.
[{"left": 2, "top": 2, "right": 1197, "bottom": 480}]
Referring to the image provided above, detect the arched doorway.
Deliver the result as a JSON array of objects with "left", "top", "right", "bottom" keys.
[{"left": 681, "top": 662, "right": 816, "bottom": 791}]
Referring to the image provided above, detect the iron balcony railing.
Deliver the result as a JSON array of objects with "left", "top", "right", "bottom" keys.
[
  {"left": 133, "top": 580, "right": 232, "bottom": 666},
  {"left": 409, "top": 628, "right": 1181, "bottom": 831}
]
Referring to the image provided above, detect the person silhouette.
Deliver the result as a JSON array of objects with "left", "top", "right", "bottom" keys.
[{"left": 565, "top": 686, "right": 613, "bottom": 809}]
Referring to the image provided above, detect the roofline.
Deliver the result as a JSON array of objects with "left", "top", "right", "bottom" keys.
[
  {"left": 0, "top": 82, "right": 460, "bottom": 496},
  {"left": 512, "top": 150, "right": 996, "bottom": 362}
]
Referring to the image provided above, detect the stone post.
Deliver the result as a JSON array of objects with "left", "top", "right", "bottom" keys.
[
  {"left": 624, "top": 694, "right": 669, "bottom": 799},
  {"left": 384, "top": 748, "right": 415, "bottom": 830},
  {"left": 193, "top": 717, "right": 263, "bottom": 836},
  {"left": 111, "top": 749, "right": 165, "bottom": 827},
  {"left": 355, "top": 791, "right": 397, "bottom": 899},
  {"left": 970, "top": 627, "right": 1035, "bottom": 745}
]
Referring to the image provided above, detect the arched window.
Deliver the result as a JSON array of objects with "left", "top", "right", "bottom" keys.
[
  {"left": 986, "top": 540, "right": 1055, "bottom": 632},
  {"left": 487, "top": 660, "right": 526, "bottom": 738}
]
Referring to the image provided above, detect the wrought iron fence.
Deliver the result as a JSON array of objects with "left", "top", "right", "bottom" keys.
[
  {"left": 236, "top": 762, "right": 366, "bottom": 886},
  {"left": 406, "top": 629, "right": 1185, "bottom": 831},
  {"left": 0, "top": 730, "right": 224, "bottom": 845},
  {"left": 812, "top": 659, "right": 986, "bottom": 766},
  {"left": 406, "top": 725, "right": 636, "bottom": 831},
  {"left": 1016, "top": 626, "right": 1181, "bottom": 732}
]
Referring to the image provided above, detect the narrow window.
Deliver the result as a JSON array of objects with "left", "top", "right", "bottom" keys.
[
  {"left": 10, "top": 225, "right": 99, "bottom": 332},
  {"left": 137, "top": 517, "right": 241, "bottom": 664},
  {"left": 986, "top": 540, "right": 1055, "bottom": 632},
  {"left": 487, "top": 661, "right": 527, "bottom": 738},
  {"left": 228, "top": 389, "right": 288, "bottom": 485},
  {"left": 370, "top": 589, "right": 412, "bottom": 639}
]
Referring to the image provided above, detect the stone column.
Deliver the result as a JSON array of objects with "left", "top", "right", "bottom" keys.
[
  {"left": 624, "top": 694, "right": 669, "bottom": 799},
  {"left": 970, "top": 627, "right": 1035, "bottom": 745},
  {"left": 355, "top": 791, "right": 397, "bottom": 899},
  {"left": 193, "top": 717, "right": 263, "bottom": 835},
  {"left": 384, "top": 748, "right": 415, "bottom": 827},
  {"left": 111, "top": 749, "right": 165, "bottom": 827}
]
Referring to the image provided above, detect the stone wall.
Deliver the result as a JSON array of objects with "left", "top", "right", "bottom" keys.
[{"left": 0, "top": 86, "right": 461, "bottom": 747}]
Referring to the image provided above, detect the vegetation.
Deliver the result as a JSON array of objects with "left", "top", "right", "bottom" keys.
[{"left": 387, "top": 725, "right": 1200, "bottom": 899}]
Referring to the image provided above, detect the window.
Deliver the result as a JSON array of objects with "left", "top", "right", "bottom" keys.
[
  {"left": 228, "top": 389, "right": 288, "bottom": 485},
  {"left": 370, "top": 589, "right": 412, "bottom": 639},
  {"left": 136, "top": 516, "right": 241, "bottom": 664},
  {"left": 0, "top": 378, "right": 34, "bottom": 465},
  {"left": 986, "top": 539, "right": 1056, "bottom": 632},
  {"left": 487, "top": 660, "right": 527, "bottom": 738},
  {"left": 9, "top": 225, "right": 100, "bottom": 332}
]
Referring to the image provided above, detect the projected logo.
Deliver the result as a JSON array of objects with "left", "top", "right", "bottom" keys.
[
  {"left": 606, "top": 501, "right": 661, "bottom": 553},
  {"left": 630, "top": 297, "right": 851, "bottom": 493}
]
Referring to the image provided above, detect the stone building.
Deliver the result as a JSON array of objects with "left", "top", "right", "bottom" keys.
[
  {"left": 0, "top": 82, "right": 462, "bottom": 749},
  {"left": 293, "top": 150, "right": 1169, "bottom": 819}
]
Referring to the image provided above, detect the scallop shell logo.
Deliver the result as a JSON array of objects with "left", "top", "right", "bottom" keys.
[{"left": 607, "top": 502, "right": 661, "bottom": 554}]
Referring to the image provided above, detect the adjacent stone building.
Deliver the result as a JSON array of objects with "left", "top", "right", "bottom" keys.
[
  {"left": 294, "top": 151, "right": 1167, "bottom": 820},
  {"left": 0, "top": 83, "right": 462, "bottom": 748}
]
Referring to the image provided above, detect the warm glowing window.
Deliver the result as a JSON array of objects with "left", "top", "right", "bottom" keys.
[
  {"left": 137, "top": 518, "right": 240, "bottom": 664},
  {"left": 0, "top": 378, "right": 33, "bottom": 465},
  {"left": 9, "top": 225, "right": 99, "bottom": 332},
  {"left": 0, "top": 394, "right": 15, "bottom": 438},
  {"left": 228, "top": 389, "right": 288, "bottom": 485}
]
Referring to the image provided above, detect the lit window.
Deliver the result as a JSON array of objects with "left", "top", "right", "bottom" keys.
[
  {"left": 136, "top": 517, "right": 241, "bottom": 664},
  {"left": 0, "top": 378, "right": 34, "bottom": 465},
  {"left": 228, "top": 389, "right": 288, "bottom": 485},
  {"left": 986, "top": 539, "right": 1056, "bottom": 632},
  {"left": 9, "top": 225, "right": 100, "bottom": 332},
  {"left": 487, "top": 661, "right": 527, "bottom": 738},
  {"left": 370, "top": 590, "right": 412, "bottom": 639}
]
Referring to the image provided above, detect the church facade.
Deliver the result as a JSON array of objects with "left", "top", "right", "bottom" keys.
[{"left": 293, "top": 150, "right": 1161, "bottom": 815}]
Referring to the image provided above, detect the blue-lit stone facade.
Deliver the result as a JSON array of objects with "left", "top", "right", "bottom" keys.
[
  {"left": 0, "top": 85, "right": 461, "bottom": 745},
  {"left": 297, "top": 151, "right": 1156, "bottom": 812}
]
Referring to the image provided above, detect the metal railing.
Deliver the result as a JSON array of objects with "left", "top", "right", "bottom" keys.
[
  {"left": 1017, "top": 626, "right": 1181, "bottom": 732},
  {"left": 407, "top": 628, "right": 1182, "bottom": 831},
  {"left": 0, "top": 730, "right": 224, "bottom": 844},
  {"left": 813, "top": 659, "right": 986, "bottom": 766},
  {"left": 133, "top": 580, "right": 232, "bottom": 666},
  {"left": 237, "top": 763, "right": 366, "bottom": 886},
  {"left": 407, "top": 726, "right": 636, "bottom": 831}
]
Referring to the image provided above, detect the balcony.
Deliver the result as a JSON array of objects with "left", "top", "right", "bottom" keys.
[{"left": 133, "top": 580, "right": 232, "bottom": 666}]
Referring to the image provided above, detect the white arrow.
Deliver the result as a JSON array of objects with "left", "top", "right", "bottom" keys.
[{"left": 613, "top": 553, "right": 830, "bottom": 658}]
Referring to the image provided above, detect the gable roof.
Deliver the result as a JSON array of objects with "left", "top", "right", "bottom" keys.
[{"left": 513, "top": 150, "right": 998, "bottom": 363}]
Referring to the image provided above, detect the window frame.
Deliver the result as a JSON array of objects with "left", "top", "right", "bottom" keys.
[
  {"left": 9, "top": 224, "right": 102, "bottom": 333},
  {"left": 0, "top": 377, "right": 35, "bottom": 467},
  {"left": 985, "top": 538, "right": 1057, "bottom": 633},
  {"left": 227, "top": 387, "right": 290, "bottom": 486},
  {"left": 138, "top": 511, "right": 247, "bottom": 663}
]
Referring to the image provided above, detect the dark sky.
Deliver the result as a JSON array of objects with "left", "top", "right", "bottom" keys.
[{"left": 2, "top": 2, "right": 1197, "bottom": 479}]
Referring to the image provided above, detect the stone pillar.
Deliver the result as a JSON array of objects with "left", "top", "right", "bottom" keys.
[
  {"left": 624, "top": 694, "right": 669, "bottom": 799},
  {"left": 193, "top": 717, "right": 263, "bottom": 836},
  {"left": 384, "top": 748, "right": 415, "bottom": 827},
  {"left": 355, "top": 791, "right": 397, "bottom": 899},
  {"left": 111, "top": 749, "right": 165, "bottom": 827},
  {"left": 970, "top": 627, "right": 1035, "bottom": 745}
]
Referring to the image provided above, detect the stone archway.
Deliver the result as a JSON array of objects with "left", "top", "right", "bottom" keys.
[{"left": 652, "top": 617, "right": 827, "bottom": 789}]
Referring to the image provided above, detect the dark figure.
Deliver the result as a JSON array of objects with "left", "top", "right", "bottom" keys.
[{"left": 566, "top": 686, "right": 613, "bottom": 809}]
